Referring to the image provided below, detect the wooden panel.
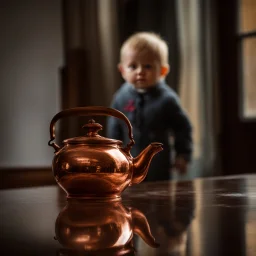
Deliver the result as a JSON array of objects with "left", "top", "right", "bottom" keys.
[{"left": 0, "top": 168, "right": 55, "bottom": 189}]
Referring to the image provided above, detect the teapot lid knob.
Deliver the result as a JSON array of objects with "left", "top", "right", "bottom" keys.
[{"left": 82, "top": 119, "right": 103, "bottom": 137}]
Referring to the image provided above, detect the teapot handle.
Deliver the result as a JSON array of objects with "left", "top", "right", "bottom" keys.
[{"left": 48, "top": 106, "right": 135, "bottom": 153}]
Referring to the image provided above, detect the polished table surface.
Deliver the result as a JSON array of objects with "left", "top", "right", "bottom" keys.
[{"left": 0, "top": 174, "right": 255, "bottom": 256}]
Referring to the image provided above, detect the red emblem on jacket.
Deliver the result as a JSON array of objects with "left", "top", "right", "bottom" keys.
[{"left": 124, "top": 100, "right": 135, "bottom": 112}]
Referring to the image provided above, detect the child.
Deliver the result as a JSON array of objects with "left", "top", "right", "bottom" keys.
[{"left": 107, "top": 32, "right": 193, "bottom": 181}]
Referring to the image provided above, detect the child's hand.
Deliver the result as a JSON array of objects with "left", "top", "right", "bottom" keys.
[{"left": 174, "top": 156, "right": 188, "bottom": 175}]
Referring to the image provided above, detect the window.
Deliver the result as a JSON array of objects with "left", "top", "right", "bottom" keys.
[{"left": 238, "top": 0, "right": 256, "bottom": 120}]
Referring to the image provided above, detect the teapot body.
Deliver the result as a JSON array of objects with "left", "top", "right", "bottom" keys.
[{"left": 53, "top": 143, "right": 133, "bottom": 199}]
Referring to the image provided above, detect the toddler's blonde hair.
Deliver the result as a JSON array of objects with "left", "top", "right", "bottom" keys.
[{"left": 120, "top": 32, "right": 169, "bottom": 66}]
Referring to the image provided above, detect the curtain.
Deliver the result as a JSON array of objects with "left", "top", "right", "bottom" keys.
[
  {"left": 175, "top": 0, "right": 219, "bottom": 179},
  {"left": 60, "top": 0, "right": 120, "bottom": 140}
]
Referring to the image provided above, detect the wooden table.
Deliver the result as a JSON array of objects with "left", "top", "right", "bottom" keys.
[{"left": 0, "top": 175, "right": 255, "bottom": 255}]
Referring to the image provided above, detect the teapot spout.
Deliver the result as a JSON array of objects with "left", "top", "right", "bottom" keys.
[
  {"left": 132, "top": 143, "right": 163, "bottom": 184},
  {"left": 132, "top": 208, "right": 159, "bottom": 248}
]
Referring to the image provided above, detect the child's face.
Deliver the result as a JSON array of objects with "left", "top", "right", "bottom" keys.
[{"left": 119, "top": 48, "right": 163, "bottom": 89}]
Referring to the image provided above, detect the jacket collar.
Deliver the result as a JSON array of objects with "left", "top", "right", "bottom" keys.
[{"left": 127, "top": 81, "right": 164, "bottom": 95}]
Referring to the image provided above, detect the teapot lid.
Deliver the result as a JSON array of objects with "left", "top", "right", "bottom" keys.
[{"left": 63, "top": 119, "right": 122, "bottom": 145}]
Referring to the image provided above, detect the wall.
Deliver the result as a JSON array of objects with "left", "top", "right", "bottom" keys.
[{"left": 0, "top": 0, "right": 63, "bottom": 168}]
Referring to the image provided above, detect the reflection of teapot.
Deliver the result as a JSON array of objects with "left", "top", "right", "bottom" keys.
[
  {"left": 48, "top": 106, "right": 163, "bottom": 199},
  {"left": 57, "top": 241, "right": 135, "bottom": 256},
  {"left": 54, "top": 199, "right": 159, "bottom": 254}
]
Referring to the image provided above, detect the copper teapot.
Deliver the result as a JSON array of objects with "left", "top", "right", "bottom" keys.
[
  {"left": 48, "top": 106, "right": 163, "bottom": 199},
  {"left": 55, "top": 199, "right": 159, "bottom": 253}
]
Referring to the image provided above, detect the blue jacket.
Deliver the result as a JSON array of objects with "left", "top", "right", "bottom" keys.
[{"left": 107, "top": 81, "right": 193, "bottom": 181}]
